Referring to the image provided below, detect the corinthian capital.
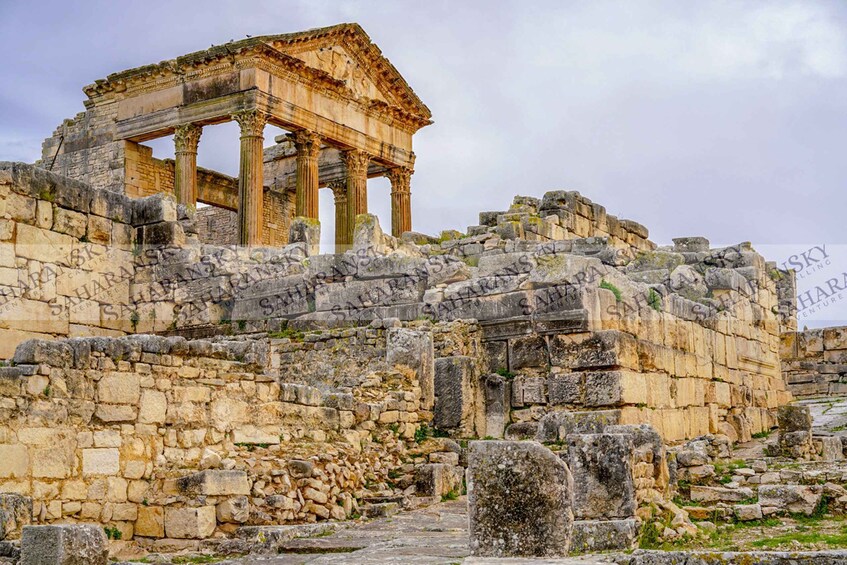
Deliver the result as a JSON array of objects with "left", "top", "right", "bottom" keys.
[
  {"left": 328, "top": 179, "right": 348, "bottom": 202},
  {"left": 173, "top": 123, "right": 202, "bottom": 153},
  {"left": 341, "top": 149, "right": 371, "bottom": 177},
  {"left": 288, "top": 130, "right": 322, "bottom": 158},
  {"left": 386, "top": 166, "right": 413, "bottom": 194},
  {"left": 232, "top": 110, "right": 267, "bottom": 137}
]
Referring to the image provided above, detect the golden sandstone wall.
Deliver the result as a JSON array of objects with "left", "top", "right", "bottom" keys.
[
  {"left": 0, "top": 326, "right": 462, "bottom": 540},
  {"left": 781, "top": 326, "right": 847, "bottom": 397}
]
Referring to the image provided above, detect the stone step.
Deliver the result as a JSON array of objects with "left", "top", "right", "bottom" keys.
[{"left": 360, "top": 501, "right": 400, "bottom": 519}]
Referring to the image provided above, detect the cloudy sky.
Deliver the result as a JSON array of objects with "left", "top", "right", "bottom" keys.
[{"left": 1, "top": 1, "right": 846, "bottom": 325}]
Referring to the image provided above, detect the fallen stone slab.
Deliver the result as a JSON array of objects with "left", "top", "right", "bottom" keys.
[
  {"left": 467, "top": 440, "right": 574, "bottom": 557},
  {"left": 616, "top": 549, "right": 847, "bottom": 565},
  {"left": 689, "top": 485, "right": 755, "bottom": 504},
  {"left": 20, "top": 524, "right": 108, "bottom": 565},
  {"left": 571, "top": 518, "right": 638, "bottom": 552},
  {"left": 564, "top": 433, "right": 636, "bottom": 520},
  {"left": 759, "top": 484, "right": 822, "bottom": 515}
]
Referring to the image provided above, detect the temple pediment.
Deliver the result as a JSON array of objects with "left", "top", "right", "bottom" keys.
[{"left": 284, "top": 44, "right": 387, "bottom": 103}]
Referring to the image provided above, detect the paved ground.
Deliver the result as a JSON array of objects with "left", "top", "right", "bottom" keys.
[
  {"left": 129, "top": 499, "right": 617, "bottom": 564},
  {"left": 127, "top": 398, "right": 847, "bottom": 564}
]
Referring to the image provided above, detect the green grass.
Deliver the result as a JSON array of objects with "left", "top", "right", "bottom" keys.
[
  {"left": 495, "top": 368, "right": 515, "bottom": 379},
  {"left": 750, "top": 526, "right": 847, "bottom": 549},
  {"left": 441, "top": 489, "right": 460, "bottom": 502},
  {"left": 599, "top": 279, "right": 622, "bottom": 301},
  {"left": 268, "top": 326, "right": 305, "bottom": 341}
]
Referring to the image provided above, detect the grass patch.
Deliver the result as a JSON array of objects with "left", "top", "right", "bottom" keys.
[
  {"left": 750, "top": 527, "right": 847, "bottom": 549},
  {"left": 495, "top": 368, "right": 515, "bottom": 380},
  {"left": 599, "top": 279, "right": 622, "bottom": 302},
  {"left": 268, "top": 326, "right": 305, "bottom": 341},
  {"left": 441, "top": 489, "right": 460, "bottom": 502}
]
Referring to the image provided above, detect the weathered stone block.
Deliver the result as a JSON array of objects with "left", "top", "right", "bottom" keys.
[
  {"left": 548, "top": 372, "right": 582, "bottom": 405},
  {"left": 508, "top": 334, "right": 548, "bottom": 370},
  {"left": 564, "top": 433, "right": 636, "bottom": 520},
  {"left": 164, "top": 506, "right": 216, "bottom": 539},
  {"left": 20, "top": 524, "right": 107, "bottom": 565},
  {"left": 415, "top": 463, "right": 463, "bottom": 497},
  {"left": 0, "top": 494, "right": 31, "bottom": 540},
  {"left": 81, "top": 448, "right": 120, "bottom": 477},
  {"left": 535, "top": 409, "right": 621, "bottom": 442},
  {"left": 134, "top": 505, "right": 164, "bottom": 538},
  {"left": 386, "top": 328, "right": 434, "bottom": 409},
  {"left": 176, "top": 470, "right": 250, "bottom": 496},
  {"left": 217, "top": 496, "right": 250, "bottom": 524},
  {"left": 468, "top": 440, "right": 574, "bottom": 557},
  {"left": 778, "top": 405, "right": 812, "bottom": 432},
  {"left": 97, "top": 372, "right": 140, "bottom": 404},
  {"left": 289, "top": 217, "right": 320, "bottom": 257},
  {"left": 570, "top": 518, "right": 638, "bottom": 552},
  {"left": 483, "top": 374, "right": 509, "bottom": 438},
  {"left": 0, "top": 445, "right": 29, "bottom": 479},
  {"left": 759, "top": 485, "right": 822, "bottom": 515},
  {"left": 433, "top": 356, "right": 474, "bottom": 432}
]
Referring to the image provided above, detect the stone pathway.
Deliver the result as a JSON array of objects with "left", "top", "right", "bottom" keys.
[
  {"left": 800, "top": 396, "right": 847, "bottom": 433},
  {"left": 139, "top": 499, "right": 615, "bottom": 564}
]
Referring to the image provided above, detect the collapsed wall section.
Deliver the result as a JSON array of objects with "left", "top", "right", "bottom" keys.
[
  {"left": 0, "top": 324, "right": 458, "bottom": 540},
  {"left": 781, "top": 326, "right": 847, "bottom": 397}
]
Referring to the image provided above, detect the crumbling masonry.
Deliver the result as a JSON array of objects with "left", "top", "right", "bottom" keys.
[{"left": 1, "top": 21, "right": 846, "bottom": 565}]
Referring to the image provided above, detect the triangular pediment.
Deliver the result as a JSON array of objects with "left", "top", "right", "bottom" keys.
[
  {"left": 263, "top": 24, "right": 432, "bottom": 123},
  {"left": 284, "top": 43, "right": 389, "bottom": 103}
]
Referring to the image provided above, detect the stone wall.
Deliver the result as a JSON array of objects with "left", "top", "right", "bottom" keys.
[
  {"left": 781, "top": 326, "right": 847, "bottom": 397},
  {"left": 195, "top": 206, "right": 237, "bottom": 246},
  {"left": 0, "top": 163, "right": 137, "bottom": 357},
  {"left": 0, "top": 327, "right": 443, "bottom": 541}
]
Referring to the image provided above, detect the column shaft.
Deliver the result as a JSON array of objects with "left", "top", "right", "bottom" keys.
[
  {"left": 173, "top": 124, "right": 202, "bottom": 206},
  {"left": 387, "top": 166, "right": 413, "bottom": 237},
  {"left": 330, "top": 181, "right": 350, "bottom": 251},
  {"left": 233, "top": 110, "right": 266, "bottom": 246},
  {"left": 290, "top": 130, "right": 322, "bottom": 219},
  {"left": 342, "top": 149, "right": 370, "bottom": 241}
]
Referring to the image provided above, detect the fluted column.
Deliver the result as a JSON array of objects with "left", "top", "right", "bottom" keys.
[
  {"left": 342, "top": 149, "right": 370, "bottom": 241},
  {"left": 329, "top": 180, "right": 350, "bottom": 251},
  {"left": 387, "top": 166, "right": 413, "bottom": 237},
  {"left": 289, "top": 130, "right": 322, "bottom": 219},
  {"left": 173, "top": 123, "right": 202, "bottom": 207},
  {"left": 233, "top": 110, "right": 266, "bottom": 246}
]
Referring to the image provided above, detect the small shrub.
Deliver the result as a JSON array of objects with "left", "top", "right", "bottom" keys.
[
  {"left": 441, "top": 489, "right": 459, "bottom": 502},
  {"left": 648, "top": 288, "right": 663, "bottom": 312},
  {"left": 103, "top": 526, "right": 122, "bottom": 540},
  {"left": 495, "top": 368, "right": 515, "bottom": 380}
]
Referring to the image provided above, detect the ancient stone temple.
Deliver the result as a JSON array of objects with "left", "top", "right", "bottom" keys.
[
  {"left": 4, "top": 21, "right": 847, "bottom": 565},
  {"left": 39, "top": 23, "right": 430, "bottom": 248}
]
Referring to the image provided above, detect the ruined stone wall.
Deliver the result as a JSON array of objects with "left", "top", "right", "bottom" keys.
[
  {"left": 0, "top": 163, "right": 137, "bottom": 357},
  {"left": 195, "top": 206, "right": 237, "bottom": 246},
  {"left": 0, "top": 330, "right": 433, "bottom": 540},
  {"left": 781, "top": 326, "right": 847, "bottom": 397},
  {"left": 38, "top": 104, "right": 124, "bottom": 192}
]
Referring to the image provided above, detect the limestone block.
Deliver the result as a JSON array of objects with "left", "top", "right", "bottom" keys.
[
  {"left": 176, "top": 470, "right": 250, "bottom": 496},
  {"left": 0, "top": 445, "right": 29, "bottom": 479},
  {"left": 535, "top": 409, "right": 621, "bottom": 443},
  {"left": 548, "top": 372, "right": 582, "bottom": 405},
  {"left": 734, "top": 503, "right": 763, "bottom": 521},
  {"left": 52, "top": 208, "right": 87, "bottom": 239},
  {"left": 778, "top": 405, "right": 812, "bottom": 432},
  {"left": 20, "top": 524, "right": 108, "bottom": 565},
  {"left": 217, "top": 496, "right": 250, "bottom": 524},
  {"left": 0, "top": 494, "right": 31, "bottom": 540},
  {"left": 468, "top": 441, "right": 574, "bottom": 557},
  {"left": 97, "top": 372, "right": 140, "bottom": 404},
  {"left": 164, "top": 506, "right": 216, "bottom": 539},
  {"left": 758, "top": 485, "right": 822, "bottom": 515},
  {"left": 289, "top": 217, "right": 320, "bottom": 257},
  {"left": 415, "top": 463, "right": 463, "bottom": 498},
  {"left": 82, "top": 448, "right": 120, "bottom": 477},
  {"left": 511, "top": 375, "right": 546, "bottom": 406},
  {"left": 138, "top": 389, "right": 167, "bottom": 424},
  {"left": 570, "top": 518, "right": 638, "bottom": 552},
  {"left": 551, "top": 330, "right": 640, "bottom": 369},
  {"left": 564, "top": 433, "right": 636, "bottom": 520},
  {"left": 483, "top": 374, "right": 509, "bottom": 438},
  {"left": 132, "top": 193, "right": 177, "bottom": 226},
  {"left": 433, "top": 356, "right": 474, "bottom": 433},
  {"left": 820, "top": 436, "right": 844, "bottom": 461},
  {"left": 508, "top": 334, "right": 548, "bottom": 370},
  {"left": 31, "top": 447, "right": 71, "bottom": 479},
  {"left": 690, "top": 485, "right": 755, "bottom": 504},
  {"left": 386, "top": 328, "right": 434, "bottom": 409},
  {"left": 134, "top": 505, "right": 164, "bottom": 538}
]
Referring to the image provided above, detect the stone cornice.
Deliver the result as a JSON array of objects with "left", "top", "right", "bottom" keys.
[{"left": 82, "top": 23, "right": 432, "bottom": 133}]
